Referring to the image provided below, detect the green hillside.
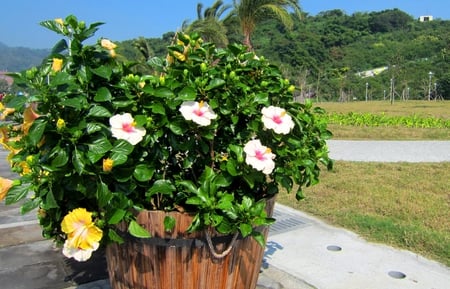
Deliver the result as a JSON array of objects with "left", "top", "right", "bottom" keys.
[{"left": 2, "top": 8, "right": 449, "bottom": 100}]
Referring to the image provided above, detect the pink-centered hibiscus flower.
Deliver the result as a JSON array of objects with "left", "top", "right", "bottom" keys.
[
  {"left": 109, "top": 113, "right": 146, "bottom": 145},
  {"left": 261, "top": 106, "right": 294, "bottom": 135},
  {"left": 179, "top": 100, "right": 217, "bottom": 126},
  {"left": 244, "top": 139, "right": 275, "bottom": 174},
  {"left": 61, "top": 208, "right": 103, "bottom": 261}
]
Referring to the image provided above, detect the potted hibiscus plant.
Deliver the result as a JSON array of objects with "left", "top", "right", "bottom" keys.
[{"left": 0, "top": 15, "right": 332, "bottom": 289}]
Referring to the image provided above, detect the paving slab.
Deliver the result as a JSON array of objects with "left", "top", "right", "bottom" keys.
[{"left": 266, "top": 203, "right": 450, "bottom": 289}]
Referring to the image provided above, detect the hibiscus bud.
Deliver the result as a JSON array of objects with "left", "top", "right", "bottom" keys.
[
  {"left": 56, "top": 118, "right": 66, "bottom": 130},
  {"left": 200, "top": 63, "right": 207, "bottom": 72}
]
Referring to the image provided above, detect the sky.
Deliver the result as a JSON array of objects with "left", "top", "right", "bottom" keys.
[{"left": 1, "top": 0, "right": 448, "bottom": 49}]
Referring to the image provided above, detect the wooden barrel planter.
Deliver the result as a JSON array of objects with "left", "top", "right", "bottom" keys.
[{"left": 106, "top": 197, "right": 275, "bottom": 289}]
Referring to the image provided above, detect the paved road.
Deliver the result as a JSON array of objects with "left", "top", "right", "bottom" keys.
[{"left": 327, "top": 140, "right": 450, "bottom": 162}]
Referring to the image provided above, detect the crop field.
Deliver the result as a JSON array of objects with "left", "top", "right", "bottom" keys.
[{"left": 315, "top": 100, "right": 450, "bottom": 139}]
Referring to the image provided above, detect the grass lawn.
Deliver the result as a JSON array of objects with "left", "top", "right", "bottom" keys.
[{"left": 278, "top": 100, "right": 450, "bottom": 267}]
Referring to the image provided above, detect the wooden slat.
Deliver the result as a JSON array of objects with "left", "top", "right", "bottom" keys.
[{"left": 106, "top": 197, "right": 275, "bottom": 289}]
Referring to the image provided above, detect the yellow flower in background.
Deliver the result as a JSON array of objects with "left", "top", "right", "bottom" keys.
[
  {"left": 102, "top": 158, "right": 114, "bottom": 172},
  {"left": 61, "top": 208, "right": 103, "bottom": 261},
  {"left": 0, "top": 177, "right": 13, "bottom": 201},
  {"left": 55, "top": 18, "right": 64, "bottom": 26},
  {"left": 52, "top": 58, "right": 63, "bottom": 72}
]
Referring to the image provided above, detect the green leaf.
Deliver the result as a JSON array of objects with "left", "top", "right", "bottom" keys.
[
  {"left": 60, "top": 97, "right": 86, "bottom": 110},
  {"left": 94, "top": 87, "right": 112, "bottom": 102},
  {"left": 87, "top": 137, "right": 113, "bottom": 163},
  {"left": 86, "top": 123, "right": 103, "bottom": 134},
  {"left": 108, "top": 229, "right": 124, "bottom": 244},
  {"left": 45, "top": 191, "right": 59, "bottom": 209},
  {"left": 205, "top": 78, "right": 225, "bottom": 90},
  {"left": 28, "top": 118, "right": 47, "bottom": 147},
  {"left": 168, "top": 121, "right": 184, "bottom": 135},
  {"left": 153, "top": 87, "right": 174, "bottom": 98},
  {"left": 252, "top": 231, "right": 266, "bottom": 247},
  {"left": 210, "top": 213, "right": 223, "bottom": 226},
  {"left": 133, "top": 164, "right": 154, "bottom": 182},
  {"left": 91, "top": 65, "right": 112, "bottom": 80},
  {"left": 229, "top": 145, "right": 244, "bottom": 163},
  {"left": 5, "top": 184, "right": 30, "bottom": 205},
  {"left": 128, "top": 220, "right": 151, "bottom": 238},
  {"left": 88, "top": 105, "right": 112, "bottom": 117},
  {"left": 20, "top": 198, "right": 40, "bottom": 214},
  {"left": 242, "top": 196, "right": 253, "bottom": 210},
  {"left": 186, "top": 196, "right": 203, "bottom": 205},
  {"left": 216, "top": 220, "right": 233, "bottom": 234},
  {"left": 97, "top": 181, "right": 112, "bottom": 207},
  {"left": 72, "top": 148, "right": 85, "bottom": 174},
  {"left": 226, "top": 159, "right": 239, "bottom": 176},
  {"left": 108, "top": 209, "right": 127, "bottom": 225},
  {"left": 178, "top": 180, "right": 198, "bottom": 194},
  {"left": 217, "top": 194, "right": 233, "bottom": 210},
  {"left": 164, "top": 216, "right": 176, "bottom": 232},
  {"left": 186, "top": 214, "right": 201, "bottom": 233},
  {"left": 50, "top": 147, "right": 69, "bottom": 167},
  {"left": 177, "top": 86, "right": 197, "bottom": 100},
  {"left": 6, "top": 92, "right": 27, "bottom": 110},
  {"left": 150, "top": 103, "right": 166, "bottom": 115},
  {"left": 111, "top": 140, "right": 134, "bottom": 155},
  {"left": 110, "top": 152, "right": 128, "bottom": 166},
  {"left": 40, "top": 20, "right": 65, "bottom": 35},
  {"left": 239, "top": 223, "right": 252, "bottom": 237},
  {"left": 147, "top": 180, "right": 176, "bottom": 196}
]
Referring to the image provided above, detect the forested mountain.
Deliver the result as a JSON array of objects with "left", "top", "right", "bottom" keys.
[
  {"left": 0, "top": 42, "right": 49, "bottom": 72},
  {"left": 2, "top": 8, "right": 449, "bottom": 100}
]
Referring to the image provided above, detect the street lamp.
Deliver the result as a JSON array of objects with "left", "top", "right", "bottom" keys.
[
  {"left": 428, "top": 71, "right": 433, "bottom": 101},
  {"left": 365, "top": 82, "right": 368, "bottom": 102}
]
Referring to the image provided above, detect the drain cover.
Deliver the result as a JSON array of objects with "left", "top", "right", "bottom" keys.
[{"left": 269, "top": 207, "right": 310, "bottom": 235}]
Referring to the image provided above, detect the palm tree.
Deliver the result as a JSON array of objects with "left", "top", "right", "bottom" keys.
[
  {"left": 132, "top": 37, "right": 154, "bottom": 61},
  {"left": 186, "top": 0, "right": 232, "bottom": 47},
  {"left": 231, "top": 0, "right": 302, "bottom": 50}
]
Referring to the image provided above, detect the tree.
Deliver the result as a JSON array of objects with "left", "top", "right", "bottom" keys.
[
  {"left": 185, "top": 0, "right": 232, "bottom": 47},
  {"left": 230, "top": 0, "right": 302, "bottom": 50}
]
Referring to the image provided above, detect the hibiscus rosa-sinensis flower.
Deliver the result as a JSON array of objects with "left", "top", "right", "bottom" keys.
[
  {"left": 109, "top": 113, "right": 146, "bottom": 145},
  {"left": 244, "top": 139, "right": 276, "bottom": 174},
  {"left": 61, "top": 208, "right": 103, "bottom": 261},
  {"left": 179, "top": 100, "right": 217, "bottom": 126},
  {"left": 261, "top": 106, "right": 294, "bottom": 134}
]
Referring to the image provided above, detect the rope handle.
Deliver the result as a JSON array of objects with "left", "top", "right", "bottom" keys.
[{"left": 205, "top": 231, "right": 239, "bottom": 259}]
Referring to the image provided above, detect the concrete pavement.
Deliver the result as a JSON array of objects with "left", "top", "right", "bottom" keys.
[
  {"left": 327, "top": 140, "right": 450, "bottom": 162},
  {"left": 1, "top": 141, "right": 450, "bottom": 289}
]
